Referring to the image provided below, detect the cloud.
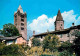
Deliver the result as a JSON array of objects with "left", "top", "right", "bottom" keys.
[
  {"left": 28, "top": 14, "right": 56, "bottom": 33},
  {"left": 62, "top": 10, "right": 77, "bottom": 28},
  {"left": 75, "top": 16, "right": 80, "bottom": 25},
  {"left": 28, "top": 10, "right": 80, "bottom": 33}
]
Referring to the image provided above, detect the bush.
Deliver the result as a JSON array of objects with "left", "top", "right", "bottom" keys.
[
  {"left": 32, "top": 38, "right": 41, "bottom": 46},
  {"left": 59, "top": 50, "right": 72, "bottom": 56},
  {"left": 59, "top": 41, "right": 73, "bottom": 52},
  {"left": 42, "top": 34, "right": 60, "bottom": 51},
  {"left": 27, "top": 46, "right": 43, "bottom": 56},
  {"left": 0, "top": 44, "right": 26, "bottom": 56}
]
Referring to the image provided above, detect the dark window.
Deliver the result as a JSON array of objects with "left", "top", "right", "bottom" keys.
[
  {"left": 61, "top": 24, "right": 62, "bottom": 26},
  {"left": 21, "top": 23, "right": 24, "bottom": 26},
  {"left": 21, "top": 19, "right": 24, "bottom": 22},
  {"left": 21, "top": 15, "right": 24, "bottom": 18},
  {"left": 41, "top": 36, "right": 42, "bottom": 39},
  {"left": 21, "top": 27, "right": 24, "bottom": 30}
]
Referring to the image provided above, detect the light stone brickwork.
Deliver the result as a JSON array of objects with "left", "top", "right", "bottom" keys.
[
  {"left": 55, "top": 10, "right": 64, "bottom": 31},
  {"left": 17, "top": 37, "right": 27, "bottom": 44},
  {"left": 28, "top": 10, "right": 80, "bottom": 47},
  {"left": 14, "top": 5, "right": 27, "bottom": 40}
]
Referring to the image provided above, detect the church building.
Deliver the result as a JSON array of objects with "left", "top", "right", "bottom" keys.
[
  {"left": 28, "top": 10, "right": 80, "bottom": 47},
  {"left": 14, "top": 5, "right": 27, "bottom": 40}
]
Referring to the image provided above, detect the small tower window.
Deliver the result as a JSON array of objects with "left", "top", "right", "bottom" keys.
[
  {"left": 61, "top": 24, "right": 62, "bottom": 26},
  {"left": 21, "top": 15, "right": 24, "bottom": 18},
  {"left": 21, "top": 27, "right": 24, "bottom": 30},
  {"left": 21, "top": 23, "right": 24, "bottom": 26},
  {"left": 21, "top": 19, "right": 24, "bottom": 22}
]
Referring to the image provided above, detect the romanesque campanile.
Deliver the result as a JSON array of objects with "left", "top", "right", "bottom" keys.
[
  {"left": 55, "top": 10, "right": 64, "bottom": 31},
  {"left": 14, "top": 5, "right": 27, "bottom": 40}
]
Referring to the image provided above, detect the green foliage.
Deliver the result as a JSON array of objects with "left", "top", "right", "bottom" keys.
[
  {"left": 1, "top": 23, "right": 19, "bottom": 37},
  {"left": 59, "top": 50, "right": 72, "bottom": 56},
  {"left": 27, "top": 46, "right": 43, "bottom": 56},
  {"left": 2, "top": 44, "right": 19, "bottom": 55},
  {"left": 72, "top": 30, "right": 80, "bottom": 45},
  {"left": 72, "top": 30, "right": 80, "bottom": 37},
  {"left": 40, "top": 54, "right": 53, "bottom": 56},
  {"left": 42, "top": 34, "right": 60, "bottom": 51},
  {"left": 0, "top": 43, "right": 5, "bottom": 55},
  {"left": 20, "top": 44, "right": 30, "bottom": 51},
  {"left": 72, "top": 30, "right": 80, "bottom": 56},
  {"left": 0, "top": 43, "right": 26, "bottom": 56},
  {"left": 59, "top": 41, "right": 73, "bottom": 52},
  {"left": 32, "top": 38, "right": 41, "bottom": 46},
  {"left": 0, "top": 30, "right": 2, "bottom": 33}
]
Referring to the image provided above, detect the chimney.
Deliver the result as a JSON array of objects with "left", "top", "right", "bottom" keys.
[
  {"left": 33, "top": 30, "right": 35, "bottom": 35},
  {"left": 72, "top": 23, "right": 75, "bottom": 26}
]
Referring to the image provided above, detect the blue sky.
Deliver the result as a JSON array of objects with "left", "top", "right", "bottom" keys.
[{"left": 0, "top": 0, "right": 80, "bottom": 39}]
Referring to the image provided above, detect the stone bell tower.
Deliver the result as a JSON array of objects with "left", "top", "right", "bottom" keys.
[
  {"left": 55, "top": 10, "right": 64, "bottom": 31},
  {"left": 14, "top": 5, "right": 27, "bottom": 40}
]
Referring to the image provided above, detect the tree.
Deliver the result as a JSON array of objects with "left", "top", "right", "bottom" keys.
[
  {"left": 59, "top": 41, "right": 73, "bottom": 56},
  {"left": 72, "top": 30, "right": 80, "bottom": 56},
  {"left": 59, "top": 41, "right": 73, "bottom": 51},
  {"left": 42, "top": 34, "right": 60, "bottom": 51},
  {"left": 1, "top": 23, "right": 19, "bottom": 37},
  {"left": 59, "top": 50, "right": 71, "bottom": 56},
  {"left": 32, "top": 38, "right": 41, "bottom": 46},
  {"left": 0, "top": 30, "right": 2, "bottom": 36},
  {"left": 0, "top": 44, "right": 26, "bottom": 56}
]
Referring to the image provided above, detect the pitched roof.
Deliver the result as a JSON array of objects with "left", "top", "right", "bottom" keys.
[
  {"left": 0, "top": 36, "right": 19, "bottom": 40},
  {"left": 33, "top": 25, "right": 80, "bottom": 37},
  {"left": 56, "top": 10, "right": 63, "bottom": 21}
]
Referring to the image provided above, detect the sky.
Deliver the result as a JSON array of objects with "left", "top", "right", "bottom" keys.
[{"left": 0, "top": 0, "right": 80, "bottom": 39}]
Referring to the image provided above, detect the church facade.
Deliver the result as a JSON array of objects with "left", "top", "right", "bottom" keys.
[
  {"left": 14, "top": 5, "right": 27, "bottom": 40},
  {"left": 28, "top": 10, "right": 80, "bottom": 47}
]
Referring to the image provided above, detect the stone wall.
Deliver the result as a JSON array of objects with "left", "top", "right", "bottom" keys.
[{"left": 17, "top": 37, "right": 27, "bottom": 44}]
